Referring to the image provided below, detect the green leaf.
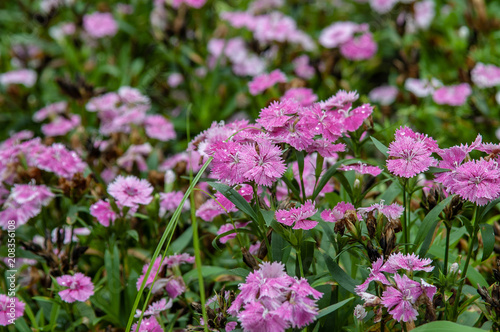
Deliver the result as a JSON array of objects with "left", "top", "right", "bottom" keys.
[
  {"left": 281, "top": 176, "right": 301, "bottom": 199},
  {"left": 479, "top": 197, "right": 500, "bottom": 221},
  {"left": 104, "top": 245, "right": 121, "bottom": 317},
  {"left": 228, "top": 268, "right": 250, "bottom": 278},
  {"left": 169, "top": 226, "right": 193, "bottom": 254},
  {"left": 323, "top": 253, "right": 359, "bottom": 294},
  {"left": 272, "top": 231, "right": 287, "bottom": 263},
  {"left": 14, "top": 318, "right": 32, "bottom": 332},
  {"left": 211, "top": 228, "right": 253, "bottom": 251},
  {"left": 411, "top": 321, "right": 484, "bottom": 332},
  {"left": 416, "top": 195, "right": 454, "bottom": 255},
  {"left": 316, "top": 298, "right": 354, "bottom": 319},
  {"left": 370, "top": 137, "right": 389, "bottom": 157},
  {"left": 126, "top": 230, "right": 139, "bottom": 242},
  {"left": 209, "top": 182, "right": 259, "bottom": 222},
  {"left": 480, "top": 223, "right": 495, "bottom": 262}
]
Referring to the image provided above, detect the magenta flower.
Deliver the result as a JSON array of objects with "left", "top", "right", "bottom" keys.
[
  {"left": 196, "top": 199, "right": 225, "bottom": 222},
  {"left": 238, "top": 301, "right": 290, "bottom": 332},
  {"left": 248, "top": 69, "right": 287, "bottom": 96},
  {"left": 217, "top": 221, "right": 251, "bottom": 243},
  {"left": 90, "top": 200, "right": 117, "bottom": 227},
  {"left": 41, "top": 114, "right": 81, "bottom": 137},
  {"left": 136, "top": 256, "right": 166, "bottom": 291},
  {"left": 381, "top": 274, "right": 422, "bottom": 322},
  {"left": 131, "top": 316, "right": 163, "bottom": 332},
  {"left": 83, "top": 12, "right": 118, "bottom": 38},
  {"left": 382, "top": 253, "right": 434, "bottom": 274},
  {"left": 0, "top": 295, "right": 25, "bottom": 326},
  {"left": 276, "top": 200, "right": 318, "bottom": 230},
  {"left": 340, "top": 32, "right": 377, "bottom": 61},
  {"left": 36, "top": 143, "right": 87, "bottom": 179},
  {"left": 165, "top": 276, "right": 187, "bottom": 299},
  {"left": 358, "top": 201, "right": 404, "bottom": 221},
  {"left": 321, "top": 201, "right": 356, "bottom": 223},
  {"left": 387, "top": 126, "right": 437, "bottom": 178},
  {"left": 108, "top": 175, "right": 153, "bottom": 208},
  {"left": 56, "top": 273, "right": 95, "bottom": 303},
  {"left": 319, "top": 22, "right": 359, "bottom": 48},
  {"left": 440, "top": 159, "right": 500, "bottom": 206},
  {"left": 432, "top": 83, "right": 472, "bottom": 106},
  {"left": 257, "top": 99, "right": 300, "bottom": 131},
  {"left": 293, "top": 55, "right": 315, "bottom": 80},
  {"left": 135, "top": 298, "right": 173, "bottom": 318},
  {"left": 210, "top": 141, "right": 246, "bottom": 185},
  {"left": 240, "top": 140, "right": 286, "bottom": 187}
]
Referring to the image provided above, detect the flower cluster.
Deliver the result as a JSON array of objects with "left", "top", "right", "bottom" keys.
[
  {"left": 228, "top": 262, "right": 322, "bottom": 332},
  {"left": 319, "top": 22, "right": 377, "bottom": 60}
]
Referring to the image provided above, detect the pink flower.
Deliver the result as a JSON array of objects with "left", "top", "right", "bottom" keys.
[
  {"left": 83, "top": 12, "right": 118, "bottom": 38},
  {"left": 41, "top": 114, "right": 81, "bottom": 137},
  {"left": 33, "top": 101, "right": 68, "bottom": 122},
  {"left": 282, "top": 88, "right": 318, "bottom": 107},
  {"left": 355, "top": 257, "right": 391, "bottom": 293},
  {"left": 319, "top": 22, "right": 359, "bottom": 48},
  {"left": 144, "top": 115, "right": 176, "bottom": 141},
  {"left": 338, "top": 162, "right": 382, "bottom": 176},
  {"left": 56, "top": 273, "right": 95, "bottom": 303},
  {"left": 382, "top": 253, "right": 434, "bottom": 273},
  {"left": 293, "top": 55, "right": 315, "bottom": 80},
  {"left": 414, "top": 0, "right": 435, "bottom": 30},
  {"left": 136, "top": 256, "right": 166, "bottom": 291},
  {"left": 217, "top": 221, "right": 251, "bottom": 243},
  {"left": 432, "top": 83, "right": 472, "bottom": 106},
  {"left": 340, "top": 32, "right": 377, "bottom": 61},
  {"left": 196, "top": 199, "right": 225, "bottom": 222},
  {"left": 164, "top": 253, "right": 195, "bottom": 268},
  {"left": 440, "top": 159, "right": 500, "bottom": 206},
  {"left": 358, "top": 201, "right": 404, "bottom": 221},
  {"left": 387, "top": 126, "right": 437, "bottom": 178},
  {"left": 239, "top": 302, "right": 290, "bottom": 332},
  {"left": 165, "top": 276, "right": 187, "bottom": 298},
  {"left": 10, "top": 183, "right": 54, "bottom": 206},
  {"left": 0, "top": 295, "right": 25, "bottom": 326},
  {"left": 36, "top": 143, "right": 87, "bottom": 179},
  {"left": 172, "top": 0, "right": 207, "bottom": 8},
  {"left": 257, "top": 99, "right": 300, "bottom": 131},
  {"left": 368, "top": 86, "right": 398, "bottom": 105},
  {"left": 131, "top": 316, "right": 163, "bottom": 332},
  {"left": 135, "top": 298, "right": 173, "bottom": 318},
  {"left": 159, "top": 191, "right": 190, "bottom": 216},
  {"left": 167, "top": 73, "right": 184, "bottom": 87},
  {"left": 0, "top": 69, "right": 37, "bottom": 87},
  {"left": 321, "top": 201, "right": 356, "bottom": 223},
  {"left": 209, "top": 141, "right": 246, "bottom": 185},
  {"left": 248, "top": 69, "right": 287, "bottom": 95},
  {"left": 117, "top": 143, "right": 152, "bottom": 172},
  {"left": 404, "top": 78, "right": 441, "bottom": 97},
  {"left": 275, "top": 200, "right": 318, "bottom": 230},
  {"left": 51, "top": 226, "right": 91, "bottom": 245},
  {"left": 90, "top": 200, "right": 117, "bottom": 227},
  {"left": 240, "top": 140, "right": 286, "bottom": 186},
  {"left": 369, "top": 0, "right": 398, "bottom": 13},
  {"left": 381, "top": 274, "right": 422, "bottom": 322},
  {"left": 471, "top": 62, "right": 500, "bottom": 88},
  {"left": 108, "top": 175, "right": 153, "bottom": 208}
]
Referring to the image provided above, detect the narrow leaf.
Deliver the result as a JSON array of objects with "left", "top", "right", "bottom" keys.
[
  {"left": 370, "top": 137, "right": 389, "bottom": 157},
  {"left": 209, "top": 182, "right": 259, "bottom": 222},
  {"left": 323, "top": 253, "right": 359, "bottom": 294},
  {"left": 316, "top": 298, "right": 354, "bottom": 319},
  {"left": 480, "top": 223, "right": 495, "bottom": 262},
  {"left": 416, "top": 195, "right": 454, "bottom": 255}
]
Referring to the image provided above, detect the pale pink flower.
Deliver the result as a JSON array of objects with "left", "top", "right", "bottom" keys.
[
  {"left": 83, "top": 12, "right": 118, "bottom": 38},
  {"left": 56, "top": 273, "right": 95, "bottom": 303},
  {"left": 414, "top": 0, "right": 435, "bottom": 29},
  {"left": 404, "top": 78, "right": 441, "bottom": 97},
  {"left": 51, "top": 226, "right": 91, "bottom": 245},
  {"left": 167, "top": 73, "right": 184, "bottom": 87},
  {"left": 355, "top": 257, "right": 391, "bottom": 293},
  {"left": 319, "top": 22, "right": 358, "bottom": 48},
  {"left": 144, "top": 115, "right": 176, "bottom": 141},
  {"left": 432, "top": 83, "right": 472, "bottom": 106},
  {"left": 471, "top": 62, "right": 500, "bottom": 88},
  {"left": 368, "top": 86, "right": 398, "bottom": 105},
  {"left": 248, "top": 69, "right": 287, "bottom": 95},
  {"left": 41, "top": 114, "right": 81, "bottom": 137},
  {"left": 293, "top": 55, "right": 315, "bottom": 79},
  {"left": 369, "top": 0, "right": 398, "bottom": 13},
  {"left": 321, "top": 202, "right": 356, "bottom": 223},
  {"left": 33, "top": 101, "right": 68, "bottom": 122},
  {"left": 282, "top": 88, "right": 318, "bottom": 107},
  {"left": 136, "top": 256, "right": 166, "bottom": 291},
  {"left": 164, "top": 253, "right": 195, "bottom": 268},
  {"left": 117, "top": 143, "right": 152, "bottom": 172},
  {"left": 108, "top": 175, "right": 153, "bottom": 207},
  {"left": 0, "top": 295, "right": 25, "bottom": 326},
  {"left": 159, "top": 191, "right": 190, "bottom": 217},
  {"left": 338, "top": 162, "right": 382, "bottom": 176},
  {"left": 0, "top": 69, "right": 37, "bottom": 87},
  {"left": 275, "top": 200, "right": 318, "bottom": 230},
  {"left": 90, "top": 200, "right": 117, "bottom": 227},
  {"left": 382, "top": 253, "right": 434, "bottom": 273},
  {"left": 196, "top": 199, "right": 225, "bottom": 222},
  {"left": 358, "top": 201, "right": 404, "bottom": 221},
  {"left": 135, "top": 298, "right": 173, "bottom": 318},
  {"left": 165, "top": 276, "right": 186, "bottom": 298}
]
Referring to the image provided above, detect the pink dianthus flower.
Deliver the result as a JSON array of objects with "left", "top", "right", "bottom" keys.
[
  {"left": 340, "top": 32, "right": 377, "bottom": 61},
  {"left": 248, "top": 69, "right": 287, "bottom": 95},
  {"left": 432, "top": 83, "right": 471, "bottom": 106},
  {"left": 90, "top": 200, "right": 117, "bottom": 227},
  {"left": 56, "top": 273, "right": 95, "bottom": 303},
  {"left": 108, "top": 175, "right": 153, "bottom": 208},
  {"left": 0, "top": 295, "right": 25, "bottom": 326},
  {"left": 471, "top": 63, "right": 500, "bottom": 88},
  {"left": 275, "top": 200, "right": 318, "bottom": 230},
  {"left": 144, "top": 115, "right": 176, "bottom": 141},
  {"left": 83, "top": 12, "right": 118, "bottom": 38},
  {"left": 240, "top": 140, "right": 286, "bottom": 186}
]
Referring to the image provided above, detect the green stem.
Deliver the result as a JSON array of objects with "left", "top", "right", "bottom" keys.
[
  {"left": 402, "top": 181, "right": 408, "bottom": 254},
  {"left": 297, "top": 248, "right": 304, "bottom": 278},
  {"left": 451, "top": 205, "right": 480, "bottom": 321},
  {"left": 444, "top": 223, "right": 451, "bottom": 276}
]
